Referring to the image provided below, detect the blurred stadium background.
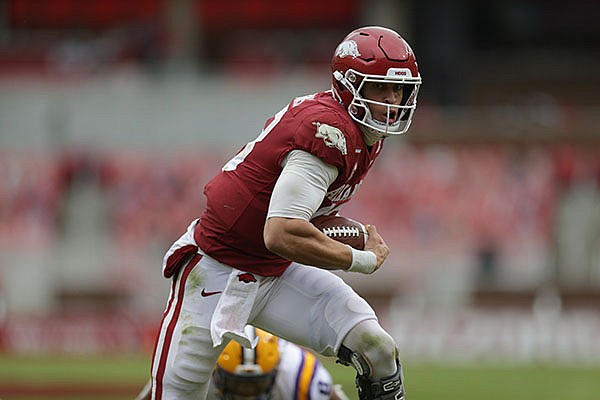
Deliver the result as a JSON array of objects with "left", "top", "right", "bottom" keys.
[{"left": 1, "top": 0, "right": 599, "bottom": 398}]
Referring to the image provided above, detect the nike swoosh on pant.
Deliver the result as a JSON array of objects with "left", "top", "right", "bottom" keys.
[{"left": 200, "top": 289, "right": 222, "bottom": 297}]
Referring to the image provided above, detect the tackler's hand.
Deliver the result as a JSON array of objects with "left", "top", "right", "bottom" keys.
[{"left": 364, "top": 224, "right": 390, "bottom": 271}]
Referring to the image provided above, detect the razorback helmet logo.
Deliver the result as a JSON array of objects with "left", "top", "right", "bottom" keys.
[
  {"left": 237, "top": 273, "right": 257, "bottom": 283},
  {"left": 335, "top": 40, "right": 360, "bottom": 59}
]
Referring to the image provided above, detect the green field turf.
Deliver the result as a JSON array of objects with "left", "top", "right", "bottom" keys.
[
  {"left": 325, "top": 359, "right": 600, "bottom": 400},
  {"left": 1, "top": 354, "right": 599, "bottom": 400}
]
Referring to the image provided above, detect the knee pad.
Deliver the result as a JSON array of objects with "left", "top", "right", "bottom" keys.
[
  {"left": 340, "top": 320, "right": 397, "bottom": 378},
  {"left": 338, "top": 346, "right": 405, "bottom": 400}
]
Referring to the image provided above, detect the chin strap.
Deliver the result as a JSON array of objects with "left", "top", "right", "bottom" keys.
[{"left": 338, "top": 345, "right": 405, "bottom": 400}]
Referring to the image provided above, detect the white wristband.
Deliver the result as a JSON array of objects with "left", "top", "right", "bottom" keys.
[{"left": 346, "top": 245, "right": 378, "bottom": 274}]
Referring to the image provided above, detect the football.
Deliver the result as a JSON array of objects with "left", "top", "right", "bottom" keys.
[{"left": 311, "top": 215, "right": 368, "bottom": 250}]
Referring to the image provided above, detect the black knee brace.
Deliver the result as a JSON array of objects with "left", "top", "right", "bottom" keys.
[{"left": 338, "top": 345, "right": 405, "bottom": 400}]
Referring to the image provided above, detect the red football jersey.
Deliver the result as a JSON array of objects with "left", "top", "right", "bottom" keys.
[{"left": 194, "top": 91, "right": 384, "bottom": 276}]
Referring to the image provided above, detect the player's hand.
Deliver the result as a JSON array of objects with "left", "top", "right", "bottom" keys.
[{"left": 364, "top": 224, "right": 390, "bottom": 269}]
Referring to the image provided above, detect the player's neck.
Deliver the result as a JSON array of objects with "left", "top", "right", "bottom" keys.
[{"left": 359, "top": 125, "right": 382, "bottom": 147}]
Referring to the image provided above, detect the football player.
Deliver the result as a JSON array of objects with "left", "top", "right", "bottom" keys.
[
  {"left": 150, "top": 26, "right": 421, "bottom": 400},
  {"left": 136, "top": 327, "right": 349, "bottom": 400}
]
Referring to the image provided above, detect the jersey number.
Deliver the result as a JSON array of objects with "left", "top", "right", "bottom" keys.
[{"left": 222, "top": 94, "right": 316, "bottom": 171}]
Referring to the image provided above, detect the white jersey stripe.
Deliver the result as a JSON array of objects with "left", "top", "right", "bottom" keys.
[{"left": 152, "top": 255, "right": 202, "bottom": 399}]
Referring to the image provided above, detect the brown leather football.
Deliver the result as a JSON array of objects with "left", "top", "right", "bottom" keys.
[{"left": 311, "top": 215, "right": 368, "bottom": 250}]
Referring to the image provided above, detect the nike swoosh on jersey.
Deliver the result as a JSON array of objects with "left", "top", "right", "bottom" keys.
[{"left": 200, "top": 289, "right": 222, "bottom": 297}]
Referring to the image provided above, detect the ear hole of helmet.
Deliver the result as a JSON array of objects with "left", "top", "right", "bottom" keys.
[
  {"left": 350, "top": 102, "right": 367, "bottom": 120},
  {"left": 347, "top": 71, "right": 357, "bottom": 83}
]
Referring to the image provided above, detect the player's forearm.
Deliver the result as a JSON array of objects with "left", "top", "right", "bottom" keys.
[{"left": 264, "top": 217, "right": 352, "bottom": 270}]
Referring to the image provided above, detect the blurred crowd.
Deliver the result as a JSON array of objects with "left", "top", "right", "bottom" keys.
[
  {"left": 1, "top": 145, "right": 598, "bottom": 290},
  {"left": 1, "top": 0, "right": 599, "bottom": 314}
]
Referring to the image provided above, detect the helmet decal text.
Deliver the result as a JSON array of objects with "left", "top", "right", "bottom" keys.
[{"left": 386, "top": 68, "right": 413, "bottom": 78}]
